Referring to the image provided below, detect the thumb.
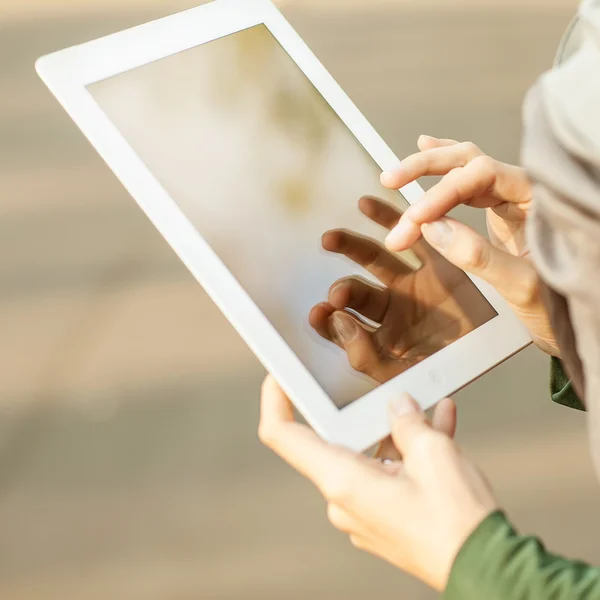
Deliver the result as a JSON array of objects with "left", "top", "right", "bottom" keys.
[
  {"left": 329, "top": 312, "right": 386, "bottom": 382},
  {"left": 388, "top": 393, "right": 432, "bottom": 457},
  {"left": 421, "top": 217, "right": 536, "bottom": 307}
]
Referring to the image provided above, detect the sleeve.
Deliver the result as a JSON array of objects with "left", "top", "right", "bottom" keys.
[
  {"left": 551, "top": 357, "right": 585, "bottom": 411},
  {"left": 444, "top": 511, "right": 600, "bottom": 600},
  {"left": 523, "top": 2, "right": 600, "bottom": 420}
]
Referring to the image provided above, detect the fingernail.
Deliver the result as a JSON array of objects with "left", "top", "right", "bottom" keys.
[
  {"left": 421, "top": 220, "right": 453, "bottom": 250},
  {"left": 380, "top": 170, "right": 398, "bottom": 187},
  {"left": 418, "top": 134, "right": 437, "bottom": 144},
  {"left": 390, "top": 393, "right": 422, "bottom": 418},
  {"left": 330, "top": 280, "right": 346, "bottom": 297},
  {"left": 385, "top": 218, "right": 415, "bottom": 251},
  {"left": 331, "top": 313, "right": 358, "bottom": 344}
]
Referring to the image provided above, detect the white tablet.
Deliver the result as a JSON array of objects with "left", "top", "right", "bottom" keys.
[{"left": 36, "top": 0, "right": 530, "bottom": 452}]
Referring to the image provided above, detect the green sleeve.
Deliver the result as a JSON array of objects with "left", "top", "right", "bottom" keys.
[
  {"left": 550, "top": 356, "right": 585, "bottom": 411},
  {"left": 444, "top": 511, "right": 600, "bottom": 600}
]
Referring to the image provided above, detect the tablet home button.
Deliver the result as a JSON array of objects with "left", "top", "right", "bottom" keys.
[{"left": 428, "top": 370, "right": 444, "bottom": 385}]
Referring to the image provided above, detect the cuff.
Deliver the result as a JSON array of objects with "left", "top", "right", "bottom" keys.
[
  {"left": 444, "top": 508, "right": 600, "bottom": 600},
  {"left": 444, "top": 511, "right": 514, "bottom": 600},
  {"left": 550, "top": 356, "right": 585, "bottom": 411}
]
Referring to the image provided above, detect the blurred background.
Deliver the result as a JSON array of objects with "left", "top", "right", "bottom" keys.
[{"left": 1, "top": 0, "right": 597, "bottom": 598}]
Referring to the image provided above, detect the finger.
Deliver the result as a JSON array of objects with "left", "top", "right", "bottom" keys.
[
  {"left": 380, "top": 141, "right": 482, "bottom": 189},
  {"left": 322, "top": 229, "right": 412, "bottom": 286},
  {"left": 385, "top": 158, "right": 530, "bottom": 252},
  {"left": 350, "top": 535, "right": 369, "bottom": 551},
  {"left": 359, "top": 196, "right": 402, "bottom": 230},
  {"left": 417, "top": 135, "right": 459, "bottom": 151},
  {"left": 259, "top": 376, "right": 376, "bottom": 499},
  {"left": 377, "top": 397, "right": 456, "bottom": 461},
  {"left": 329, "top": 312, "right": 387, "bottom": 380},
  {"left": 420, "top": 217, "right": 539, "bottom": 308},
  {"left": 384, "top": 157, "right": 495, "bottom": 251},
  {"left": 358, "top": 196, "right": 429, "bottom": 265},
  {"left": 411, "top": 160, "right": 530, "bottom": 223},
  {"left": 327, "top": 504, "right": 359, "bottom": 535},
  {"left": 358, "top": 197, "right": 427, "bottom": 265},
  {"left": 309, "top": 302, "right": 336, "bottom": 341},
  {"left": 259, "top": 376, "right": 340, "bottom": 478},
  {"left": 328, "top": 276, "right": 390, "bottom": 323},
  {"left": 388, "top": 393, "right": 434, "bottom": 458},
  {"left": 260, "top": 376, "right": 296, "bottom": 424},
  {"left": 311, "top": 303, "right": 377, "bottom": 349},
  {"left": 431, "top": 397, "right": 457, "bottom": 439}
]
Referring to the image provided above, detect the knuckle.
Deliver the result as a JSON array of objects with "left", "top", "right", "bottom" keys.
[
  {"left": 363, "top": 248, "right": 381, "bottom": 269},
  {"left": 442, "top": 168, "right": 466, "bottom": 201},
  {"left": 257, "top": 422, "right": 277, "bottom": 447},
  {"left": 512, "top": 267, "right": 541, "bottom": 308},
  {"left": 419, "top": 151, "right": 434, "bottom": 171},
  {"left": 402, "top": 152, "right": 423, "bottom": 176},
  {"left": 349, "top": 353, "right": 373, "bottom": 375},
  {"left": 350, "top": 535, "right": 366, "bottom": 551},
  {"left": 350, "top": 355, "right": 369, "bottom": 374},
  {"left": 327, "top": 504, "right": 349, "bottom": 532},
  {"left": 445, "top": 166, "right": 464, "bottom": 182},
  {"left": 459, "top": 141, "right": 482, "bottom": 157},
  {"left": 406, "top": 152, "right": 433, "bottom": 178},
  {"left": 465, "top": 235, "right": 491, "bottom": 271},
  {"left": 471, "top": 154, "right": 497, "bottom": 177},
  {"left": 324, "top": 470, "right": 355, "bottom": 505},
  {"left": 327, "top": 504, "right": 340, "bottom": 525}
]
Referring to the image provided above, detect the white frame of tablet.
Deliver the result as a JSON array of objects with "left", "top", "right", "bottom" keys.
[{"left": 36, "top": 0, "right": 530, "bottom": 452}]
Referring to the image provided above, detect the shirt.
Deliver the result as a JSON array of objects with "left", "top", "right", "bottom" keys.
[{"left": 444, "top": 2, "right": 600, "bottom": 597}]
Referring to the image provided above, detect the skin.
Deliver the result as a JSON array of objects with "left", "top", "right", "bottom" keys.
[
  {"left": 309, "top": 196, "right": 495, "bottom": 383},
  {"left": 259, "top": 378, "right": 498, "bottom": 592},
  {"left": 384, "top": 135, "right": 558, "bottom": 356},
  {"left": 260, "top": 136, "right": 558, "bottom": 591}
]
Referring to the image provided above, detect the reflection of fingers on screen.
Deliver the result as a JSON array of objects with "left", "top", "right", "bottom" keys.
[{"left": 88, "top": 25, "right": 497, "bottom": 410}]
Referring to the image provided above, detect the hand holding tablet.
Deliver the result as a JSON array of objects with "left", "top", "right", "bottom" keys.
[{"left": 36, "top": 0, "right": 531, "bottom": 451}]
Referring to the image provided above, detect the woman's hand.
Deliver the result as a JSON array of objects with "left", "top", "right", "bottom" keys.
[
  {"left": 310, "top": 196, "right": 495, "bottom": 383},
  {"left": 382, "top": 136, "right": 558, "bottom": 356},
  {"left": 259, "top": 376, "right": 498, "bottom": 592}
]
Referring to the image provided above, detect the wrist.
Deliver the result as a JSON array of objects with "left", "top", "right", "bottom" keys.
[
  {"left": 443, "top": 510, "right": 510, "bottom": 596},
  {"left": 438, "top": 506, "right": 499, "bottom": 591}
]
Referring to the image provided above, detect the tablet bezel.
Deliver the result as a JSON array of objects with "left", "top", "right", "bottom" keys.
[{"left": 36, "top": 0, "right": 531, "bottom": 451}]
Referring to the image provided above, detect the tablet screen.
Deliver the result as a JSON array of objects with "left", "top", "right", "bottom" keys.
[{"left": 88, "top": 25, "right": 497, "bottom": 409}]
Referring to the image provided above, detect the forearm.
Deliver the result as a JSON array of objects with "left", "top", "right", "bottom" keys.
[{"left": 445, "top": 512, "right": 600, "bottom": 600}]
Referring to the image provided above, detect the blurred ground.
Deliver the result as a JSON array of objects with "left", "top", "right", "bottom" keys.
[{"left": 1, "top": 0, "right": 598, "bottom": 599}]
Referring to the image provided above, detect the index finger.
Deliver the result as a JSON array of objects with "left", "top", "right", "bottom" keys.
[
  {"left": 322, "top": 229, "right": 414, "bottom": 287},
  {"left": 385, "top": 155, "right": 513, "bottom": 251},
  {"left": 380, "top": 141, "right": 482, "bottom": 190},
  {"left": 359, "top": 196, "right": 402, "bottom": 230}
]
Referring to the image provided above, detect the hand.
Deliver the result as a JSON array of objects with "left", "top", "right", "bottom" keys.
[
  {"left": 259, "top": 376, "right": 498, "bottom": 592},
  {"left": 381, "top": 136, "right": 558, "bottom": 355},
  {"left": 310, "top": 196, "right": 495, "bottom": 383}
]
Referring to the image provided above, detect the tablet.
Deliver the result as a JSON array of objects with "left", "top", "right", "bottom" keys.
[{"left": 36, "top": 0, "right": 530, "bottom": 452}]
